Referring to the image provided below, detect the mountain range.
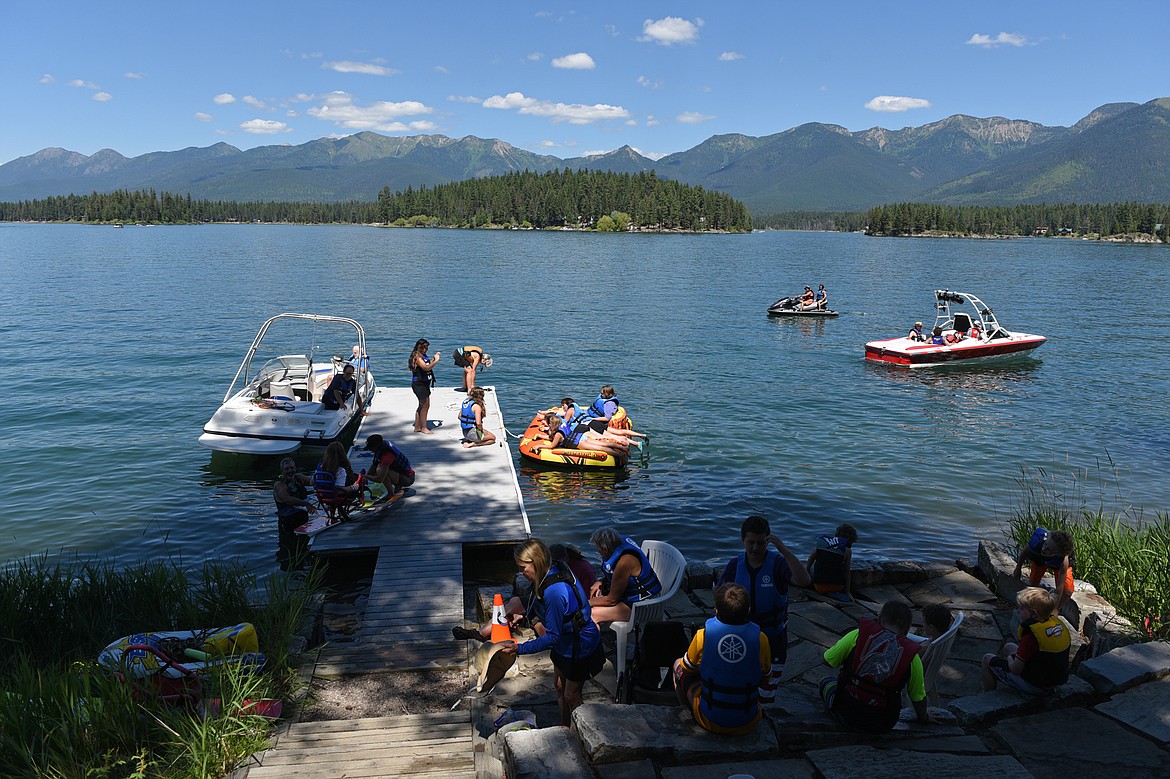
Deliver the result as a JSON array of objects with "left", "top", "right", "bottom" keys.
[{"left": 2, "top": 98, "right": 1167, "bottom": 214}]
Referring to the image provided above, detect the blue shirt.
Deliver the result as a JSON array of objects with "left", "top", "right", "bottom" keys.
[{"left": 517, "top": 569, "right": 600, "bottom": 659}]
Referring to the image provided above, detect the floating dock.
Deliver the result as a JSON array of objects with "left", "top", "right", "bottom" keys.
[{"left": 251, "top": 385, "right": 529, "bottom": 777}]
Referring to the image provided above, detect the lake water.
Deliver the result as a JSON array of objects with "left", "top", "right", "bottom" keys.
[{"left": 2, "top": 224, "right": 1167, "bottom": 572}]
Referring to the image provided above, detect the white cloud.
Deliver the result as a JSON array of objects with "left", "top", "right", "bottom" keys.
[
  {"left": 434, "top": 65, "right": 449, "bottom": 74},
  {"left": 123, "top": 72, "right": 144, "bottom": 79},
  {"left": 551, "top": 52, "right": 595, "bottom": 70},
  {"left": 286, "top": 110, "right": 298, "bottom": 117},
  {"left": 646, "top": 114, "right": 661, "bottom": 127},
  {"left": 322, "top": 60, "right": 399, "bottom": 76},
  {"left": 482, "top": 91, "right": 630, "bottom": 125},
  {"left": 966, "top": 32, "right": 1028, "bottom": 48},
  {"left": 718, "top": 51, "right": 744, "bottom": 61},
  {"left": 448, "top": 94, "right": 483, "bottom": 103},
  {"left": 289, "top": 93, "right": 315, "bottom": 103},
  {"left": 194, "top": 112, "right": 213, "bottom": 122},
  {"left": 215, "top": 129, "right": 232, "bottom": 136},
  {"left": 639, "top": 16, "right": 702, "bottom": 46},
  {"left": 306, "top": 91, "right": 435, "bottom": 132},
  {"left": 677, "top": 111, "right": 714, "bottom": 124},
  {"left": 240, "top": 119, "right": 290, "bottom": 134},
  {"left": 213, "top": 93, "right": 236, "bottom": 104},
  {"left": 636, "top": 75, "right": 662, "bottom": 89},
  {"left": 538, "top": 139, "right": 578, "bottom": 149},
  {"left": 38, "top": 74, "right": 54, "bottom": 84},
  {"left": 605, "top": 24, "right": 619, "bottom": 37},
  {"left": 865, "top": 95, "right": 932, "bottom": 112},
  {"left": 68, "top": 79, "right": 99, "bottom": 89},
  {"left": 242, "top": 95, "right": 266, "bottom": 109},
  {"left": 92, "top": 92, "right": 112, "bottom": 102},
  {"left": 527, "top": 52, "right": 543, "bottom": 61}
]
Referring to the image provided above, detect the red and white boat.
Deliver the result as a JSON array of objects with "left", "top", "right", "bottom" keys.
[{"left": 864, "top": 290, "right": 1046, "bottom": 367}]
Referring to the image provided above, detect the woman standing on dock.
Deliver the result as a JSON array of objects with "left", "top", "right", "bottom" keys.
[
  {"left": 499, "top": 539, "right": 604, "bottom": 726},
  {"left": 408, "top": 339, "right": 440, "bottom": 434}
]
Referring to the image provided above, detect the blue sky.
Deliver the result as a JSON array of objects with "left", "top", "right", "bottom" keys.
[{"left": 2, "top": 1, "right": 1166, "bottom": 165}]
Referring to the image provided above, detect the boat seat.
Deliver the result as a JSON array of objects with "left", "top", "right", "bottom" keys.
[{"left": 952, "top": 313, "right": 972, "bottom": 332}]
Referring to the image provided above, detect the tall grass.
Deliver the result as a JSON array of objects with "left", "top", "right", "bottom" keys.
[
  {"left": 1006, "top": 462, "right": 1170, "bottom": 639},
  {"left": 0, "top": 556, "right": 323, "bottom": 778}
]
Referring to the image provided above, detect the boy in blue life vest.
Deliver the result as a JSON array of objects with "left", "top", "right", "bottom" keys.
[
  {"left": 805, "top": 523, "right": 858, "bottom": 603},
  {"left": 717, "top": 515, "right": 811, "bottom": 703},
  {"left": 672, "top": 583, "right": 771, "bottom": 735},
  {"left": 819, "top": 600, "right": 932, "bottom": 733},
  {"left": 1012, "top": 528, "right": 1075, "bottom": 611},
  {"left": 981, "top": 587, "right": 1071, "bottom": 695}
]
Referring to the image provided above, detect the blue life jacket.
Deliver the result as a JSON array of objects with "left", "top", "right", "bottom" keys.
[
  {"left": 602, "top": 539, "right": 662, "bottom": 604},
  {"left": 588, "top": 393, "right": 618, "bottom": 419},
  {"left": 459, "top": 398, "right": 478, "bottom": 431},
  {"left": 811, "top": 535, "right": 850, "bottom": 586},
  {"left": 1025, "top": 528, "right": 1074, "bottom": 569},
  {"left": 374, "top": 442, "right": 410, "bottom": 474},
  {"left": 698, "top": 617, "right": 762, "bottom": 730},
  {"left": 733, "top": 551, "right": 789, "bottom": 636},
  {"left": 556, "top": 420, "right": 585, "bottom": 447},
  {"left": 815, "top": 289, "right": 826, "bottom": 302},
  {"left": 313, "top": 464, "right": 343, "bottom": 507},
  {"left": 930, "top": 335, "right": 945, "bottom": 345}
]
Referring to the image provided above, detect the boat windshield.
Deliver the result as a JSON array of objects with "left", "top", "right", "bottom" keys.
[{"left": 247, "top": 355, "right": 311, "bottom": 387}]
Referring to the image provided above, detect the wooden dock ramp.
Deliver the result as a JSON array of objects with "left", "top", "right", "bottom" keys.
[{"left": 249, "top": 386, "right": 528, "bottom": 777}]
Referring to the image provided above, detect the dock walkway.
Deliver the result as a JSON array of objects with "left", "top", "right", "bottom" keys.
[{"left": 249, "top": 386, "right": 529, "bottom": 777}]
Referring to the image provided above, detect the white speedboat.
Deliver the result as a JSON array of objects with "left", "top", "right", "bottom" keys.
[
  {"left": 864, "top": 290, "right": 1046, "bottom": 367},
  {"left": 199, "top": 313, "right": 376, "bottom": 455}
]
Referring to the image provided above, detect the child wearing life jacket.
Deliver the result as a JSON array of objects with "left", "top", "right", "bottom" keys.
[
  {"left": 820, "top": 600, "right": 932, "bottom": 732},
  {"left": 671, "top": 583, "right": 771, "bottom": 735},
  {"left": 1012, "top": 528, "right": 1075, "bottom": 611},
  {"left": 981, "top": 587, "right": 1071, "bottom": 694},
  {"left": 805, "top": 523, "right": 858, "bottom": 603}
]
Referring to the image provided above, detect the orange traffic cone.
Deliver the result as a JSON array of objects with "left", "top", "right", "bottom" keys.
[{"left": 490, "top": 594, "right": 512, "bottom": 643}]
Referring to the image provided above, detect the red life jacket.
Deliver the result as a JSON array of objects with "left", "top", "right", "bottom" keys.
[{"left": 840, "top": 617, "right": 919, "bottom": 708}]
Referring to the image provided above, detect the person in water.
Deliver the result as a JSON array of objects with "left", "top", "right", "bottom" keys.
[
  {"left": 273, "top": 457, "right": 316, "bottom": 570},
  {"left": 672, "top": 583, "right": 770, "bottom": 735},
  {"left": 718, "top": 515, "right": 811, "bottom": 704},
  {"left": 588, "top": 526, "right": 663, "bottom": 624},
  {"left": 408, "top": 338, "right": 440, "bottom": 434},
  {"left": 498, "top": 539, "right": 605, "bottom": 726},
  {"left": 459, "top": 386, "right": 497, "bottom": 448},
  {"left": 908, "top": 322, "right": 926, "bottom": 341}
]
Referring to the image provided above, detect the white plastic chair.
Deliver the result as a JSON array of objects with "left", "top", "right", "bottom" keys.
[
  {"left": 907, "top": 611, "right": 964, "bottom": 707},
  {"left": 607, "top": 540, "right": 688, "bottom": 702}
]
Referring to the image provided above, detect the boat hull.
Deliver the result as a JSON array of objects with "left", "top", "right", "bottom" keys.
[{"left": 864, "top": 335, "right": 1046, "bottom": 366}]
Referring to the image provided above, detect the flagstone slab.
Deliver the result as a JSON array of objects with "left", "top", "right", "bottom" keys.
[
  {"left": 992, "top": 707, "right": 1169, "bottom": 777},
  {"left": 855, "top": 584, "right": 914, "bottom": 607},
  {"left": 806, "top": 745, "right": 1030, "bottom": 779},
  {"left": 931, "top": 570, "right": 998, "bottom": 603},
  {"left": 789, "top": 600, "right": 858, "bottom": 634},
  {"left": 948, "top": 675, "right": 1095, "bottom": 726},
  {"left": 1078, "top": 640, "right": 1170, "bottom": 695},
  {"left": 1094, "top": 677, "right": 1170, "bottom": 743},
  {"left": 660, "top": 759, "right": 816, "bottom": 779}
]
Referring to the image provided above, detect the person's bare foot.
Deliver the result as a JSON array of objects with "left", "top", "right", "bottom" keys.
[{"left": 420, "top": 428, "right": 434, "bottom": 434}]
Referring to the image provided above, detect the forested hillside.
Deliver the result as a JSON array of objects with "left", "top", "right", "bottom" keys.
[
  {"left": 864, "top": 202, "right": 1170, "bottom": 240},
  {"left": 0, "top": 170, "right": 752, "bottom": 232}
]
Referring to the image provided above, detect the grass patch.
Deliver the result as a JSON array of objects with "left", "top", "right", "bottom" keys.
[
  {"left": 0, "top": 555, "right": 323, "bottom": 779},
  {"left": 1005, "top": 462, "right": 1170, "bottom": 639}
]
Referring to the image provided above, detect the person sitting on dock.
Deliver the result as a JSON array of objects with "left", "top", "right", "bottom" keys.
[
  {"left": 908, "top": 322, "right": 926, "bottom": 341},
  {"left": 815, "top": 284, "right": 828, "bottom": 310},
  {"left": 536, "top": 411, "right": 630, "bottom": 460},
  {"left": 364, "top": 434, "right": 415, "bottom": 499},
  {"left": 820, "top": 600, "right": 932, "bottom": 732},
  {"left": 718, "top": 515, "right": 811, "bottom": 703},
  {"left": 322, "top": 363, "right": 358, "bottom": 411},
  {"left": 587, "top": 527, "right": 662, "bottom": 625},
  {"left": 498, "top": 539, "right": 605, "bottom": 726},
  {"left": 459, "top": 387, "right": 497, "bottom": 448},
  {"left": 672, "top": 583, "right": 770, "bottom": 735},
  {"left": 314, "top": 441, "right": 364, "bottom": 506}
]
